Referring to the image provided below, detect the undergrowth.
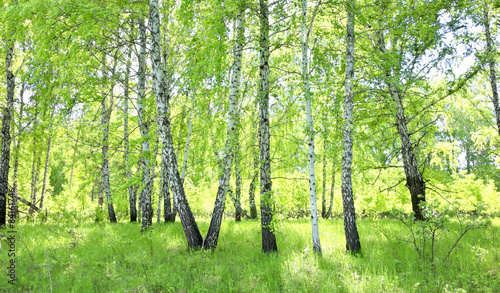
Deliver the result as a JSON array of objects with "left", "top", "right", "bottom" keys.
[{"left": 0, "top": 218, "right": 498, "bottom": 292}]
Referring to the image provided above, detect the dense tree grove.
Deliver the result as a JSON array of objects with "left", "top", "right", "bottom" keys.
[{"left": 1, "top": 0, "right": 499, "bottom": 255}]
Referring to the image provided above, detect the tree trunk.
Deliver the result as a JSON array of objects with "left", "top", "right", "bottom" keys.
[
  {"left": 150, "top": 0, "right": 203, "bottom": 248},
  {"left": 150, "top": 135, "right": 159, "bottom": 221},
  {"left": 40, "top": 110, "right": 54, "bottom": 210},
  {"left": 484, "top": 4, "right": 500, "bottom": 137},
  {"left": 248, "top": 118, "right": 259, "bottom": 220},
  {"left": 232, "top": 13, "right": 245, "bottom": 223},
  {"left": 157, "top": 161, "right": 162, "bottom": 223},
  {"left": 234, "top": 146, "right": 243, "bottom": 222},
  {"left": 68, "top": 126, "right": 80, "bottom": 190},
  {"left": 375, "top": 23, "right": 426, "bottom": 221},
  {"left": 341, "top": 0, "right": 361, "bottom": 253},
  {"left": 176, "top": 105, "right": 185, "bottom": 160},
  {"left": 181, "top": 102, "right": 193, "bottom": 184},
  {"left": 0, "top": 30, "right": 16, "bottom": 226},
  {"left": 302, "top": 0, "right": 321, "bottom": 255},
  {"left": 100, "top": 77, "right": 117, "bottom": 223},
  {"left": 259, "top": 0, "right": 278, "bottom": 253},
  {"left": 12, "top": 87, "right": 24, "bottom": 210},
  {"left": 124, "top": 45, "right": 136, "bottom": 222},
  {"left": 394, "top": 91, "right": 426, "bottom": 221},
  {"left": 203, "top": 9, "right": 245, "bottom": 250},
  {"left": 30, "top": 105, "right": 40, "bottom": 218},
  {"left": 138, "top": 17, "right": 153, "bottom": 231},
  {"left": 325, "top": 156, "right": 335, "bottom": 219},
  {"left": 161, "top": 149, "right": 175, "bottom": 222},
  {"left": 321, "top": 132, "right": 327, "bottom": 218}
]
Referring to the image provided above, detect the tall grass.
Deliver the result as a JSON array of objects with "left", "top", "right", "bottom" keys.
[{"left": 1, "top": 218, "right": 498, "bottom": 292}]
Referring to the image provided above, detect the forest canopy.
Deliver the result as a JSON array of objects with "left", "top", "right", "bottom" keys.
[{"left": 0, "top": 0, "right": 499, "bottom": 258}]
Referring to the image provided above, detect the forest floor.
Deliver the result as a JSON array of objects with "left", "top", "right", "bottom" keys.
[{"left": 0, "top": 217, "right": 499, "bottom": 292}]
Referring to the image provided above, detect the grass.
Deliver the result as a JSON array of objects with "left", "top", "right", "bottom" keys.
[{"left": 1, "top": 217, "right": 499, "bottom": 292}]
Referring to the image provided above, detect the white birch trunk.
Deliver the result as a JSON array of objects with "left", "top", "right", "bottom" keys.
[
  {"left": 203, "top": 9, "right": 245, "bottom": 249},
  {"left": 149, "top": 0, "right": 203, "bottom": 248},
  {"left": 0, "top": 2, "right": 17, "bottom": 226},
  {"left": 101, "top": 90, "right": 117, "bottom": 223},
  {"left": 341, "top": 0, "right": 361, "bottom": 253},
  {"left": 259, "top": 0, "right": 278, "bottom": 253},
  {"left": 302, "top": 0, "right": 321, "bottom": 255},
  {"left": 376, "top": 29, "right": 426, "bottom": 221},
  {"left": 123, "top": 45, "right": 136, "bottom": 222},
  {"left": 138, "top": 17, "right": 153, "bottom": 231}
]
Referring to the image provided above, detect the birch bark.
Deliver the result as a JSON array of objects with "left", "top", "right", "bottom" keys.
[
  {"left": 123, "top": 46, "right": 136, "bottom": 222},
  {"left": 101, "top": 89, "right": 117, "bottom": 223},
  {"left": 302, "top": 0, "right": 321, "bottom": 255},
  {"left": 341, "top": 0, "right": 361, "bottom": 253},
  {"left": 150, "top": 0, "right": 203, "bottom": 248},
  {"left": 259, "top": 0, "right": 278, "bottom": 253},
  {"left": 375, "top": 31, "right": 426, "bottom": 221},
  {"left": 138, "top": 17, "right": 153, "bottom": 231},
  {"left": 0, "top": 1, "right": 17, "bottom": 226},
  {"left": 204, "top": 9, "right": 245, "bottom": 250}
]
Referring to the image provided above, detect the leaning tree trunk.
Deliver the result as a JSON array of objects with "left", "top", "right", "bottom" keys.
[
  {"left": 0, "top": 29, "right": 16, "bottom": 226},
  {"left": 341, "top": 0, "right": 361, "bottom": 253},
  {"left": 375, "top": 25, "right": 426, "bottom": 221},
  {"left": 302, "top": 0, "right": 321, "bottom": 255},
  {"left": 394, "top": 91, "right": 426, "bottom": 221},
  {"left": 203, "top": 9, "right": 245, "bottom": 250},
  {"left": 259, "top": 0, "right": 278, "bottom": 253},
  {"left": 484, "top": 3, "right": 500, "bottom": 137},
  {"left": 138, "top": 17, "right": 153, "bottom": 231},
  {"left": 150, "top": 0, "right": 203, "bottom": 248}
]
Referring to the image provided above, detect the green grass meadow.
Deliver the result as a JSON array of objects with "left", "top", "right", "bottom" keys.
[{"left": 1, "top": 218, "right": 499, "bottom": 292}]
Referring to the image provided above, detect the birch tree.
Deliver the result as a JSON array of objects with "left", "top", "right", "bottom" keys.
[
  {"left": 100, "top": 57, "right": 117, "bottom": 223},
  {"left": 0, "top": 0, "right": 17, "bottom": 225},
  {"left": 341, "top": 0, "right": 361, "bottom": 253},
  {"left": 137, "top": 16, "right": 153, "bottom": 231},
  {"left": 123, "top": 45, "right": 136, "bottom": 222},
  {"left": 204, "top": 7, "right": 245, "bottom": 250},
  {"left": 259, "top": 0, "right": 277, "bottom": 253},
  {"left": 149, "top": 0, "right": 203, "bottom": 248},
  {"left": 302, "top": 0, "right": 321, "bottom": 255}
]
